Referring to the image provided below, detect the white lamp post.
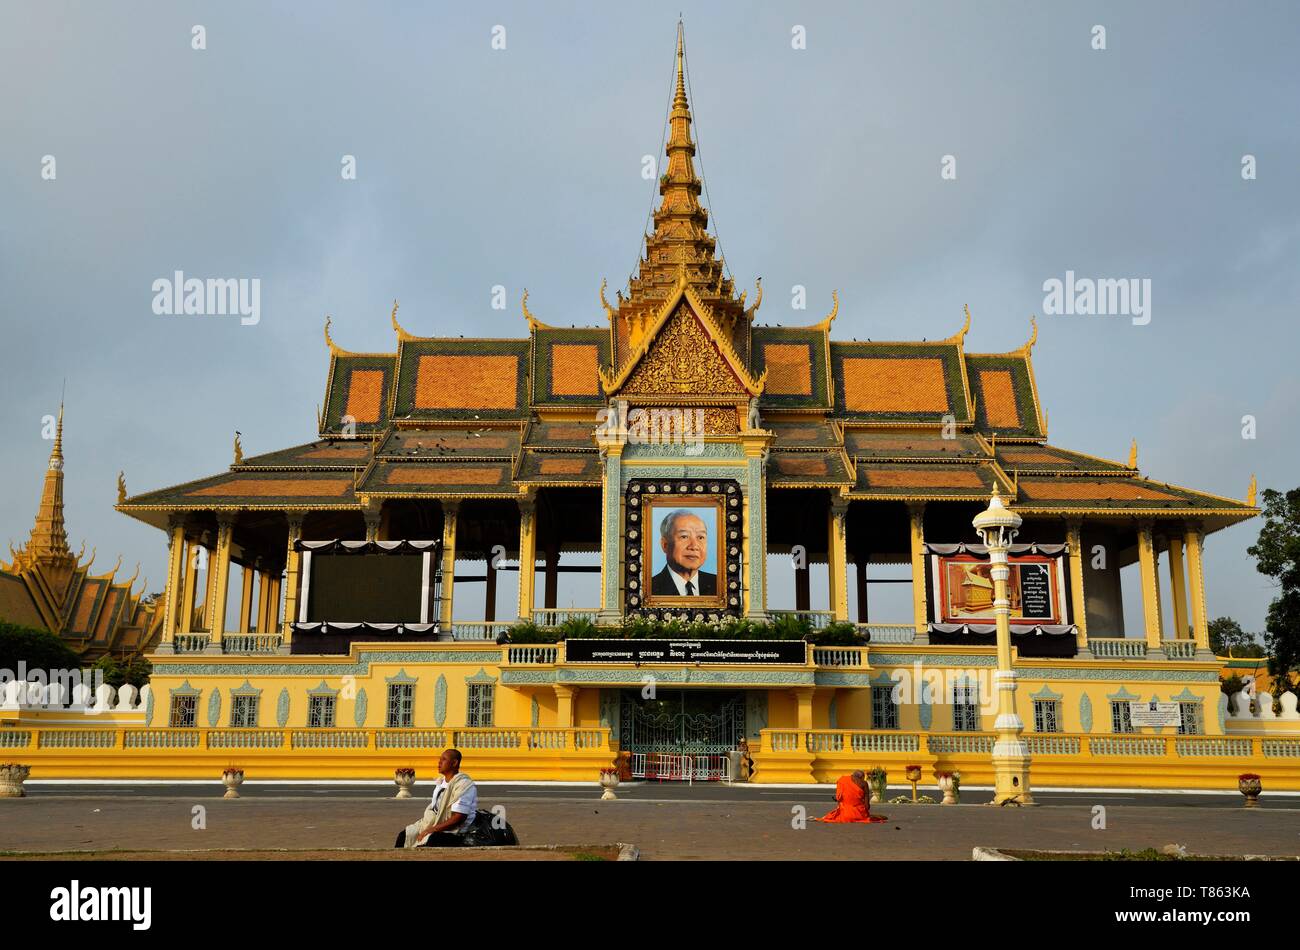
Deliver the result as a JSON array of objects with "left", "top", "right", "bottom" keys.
[{"left": 972, "top": 489, "right": 1034, "bottom": 805}]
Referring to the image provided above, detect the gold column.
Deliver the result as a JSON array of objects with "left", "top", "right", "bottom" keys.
[
  {"left": 1136, "top": 521, "right": 1164, "bottom": 649},
  {"left": 280, "top": 514, "right": 305, "bottom": 649},
  {"left": 440, "top": 501, "right": 460, "bottom": 627},
  {"left": 1184, "top": 523, "right": 1211, "bottom": 652},
  {"left": 907, "top": 503, "right": 929, "bottom": 637},
  {"left": 266, "top": 576, "right": 281, "bottom": 634},
  {"left": 254, "top": 568, "right": 269, "bottom": 633},
  {"left": 793, "top": 687, "right": 815, "bottom": 731},
  {"left": 1168, "top": 536, "right": 1189, "bottom": 640},
  {"left": 1066, "top": 521, "right": 1088, "bottom": 650},
  {"left": 238, "top": 563, "right": 255, "bottom": 634},
  {"left": 160, "top": 517, "right": 187, "bottom": 648},
  {"left": 180, "top": 541, "right": 200, "bottom": 634},
  {"left": 554, "top": 684, "right": 577, "bottom": 727},
  {"left": 204, "top": 515, "right": 235, "bottom": 651},
  {"left": 828, "top": 495, "right": 849, "bottom": 622},
  {"left": 517, "top": 497, "right": 537, "bottom": 620}
]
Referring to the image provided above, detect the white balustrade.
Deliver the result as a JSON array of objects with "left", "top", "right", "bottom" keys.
[
  {"left": 1281, "top": 693, "right": 1300, "bottom": 720},
  {"left": 1258, "top": 691, "right": 1277, "bottom": 720},
  {"left": 115, "top": 684, "right": 139, "bottom": 711},
  {"left": 94, "top": 683, "right": 117, "bottom": 712}
]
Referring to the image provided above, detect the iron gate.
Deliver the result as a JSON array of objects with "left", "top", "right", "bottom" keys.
[{"left": 619, "top": 690, "right": 747, "bottom": 761}]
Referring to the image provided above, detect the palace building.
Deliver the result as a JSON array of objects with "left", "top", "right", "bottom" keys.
[
  {"left": 28, "top": 27, "right": 1289, "bottom": 788},
  {"left": 1, "top": 407, "right": 161, "bottom": 660}
]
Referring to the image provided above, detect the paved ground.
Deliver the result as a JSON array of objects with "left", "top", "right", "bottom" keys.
[
  {"left": 4, "top": 784, "right": 1299, "bottom": 859},
  {"left": 22, "top": 781, "right": 1300, "bottom": 808}
]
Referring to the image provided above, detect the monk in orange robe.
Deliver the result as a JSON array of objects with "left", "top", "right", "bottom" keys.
[{"left": 818, "top": 770, "right": 886, "bottom": 823}]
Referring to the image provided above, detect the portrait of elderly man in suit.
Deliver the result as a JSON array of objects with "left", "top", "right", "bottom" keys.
[{"left": 650, "top": 508, "right": 718, "bottom": 597}]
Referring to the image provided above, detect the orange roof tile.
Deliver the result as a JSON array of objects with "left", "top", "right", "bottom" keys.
[
  {"left": 415, "top": 355, "right": 520, "bottom": 410},
  {"left": 842, "top": 358, "right": 950, "bottom": 414},
  {"left": 344, "top": 369, "right": 386, "bottom": 424}
]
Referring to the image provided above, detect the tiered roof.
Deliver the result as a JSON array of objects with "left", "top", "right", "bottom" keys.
[{"left": 118, "top": 26, "right": 1258, "bottom": 535}]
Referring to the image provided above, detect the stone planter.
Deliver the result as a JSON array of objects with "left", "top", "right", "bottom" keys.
[
  {"left": 937, "top": 772, "right": 961, "bottom": 805},
  {"left": 222, "top": 769, "right": 245, "bottom": 800},
  {"left": 0, "top": 764, "right": 30, "bottom": 798},
  {"left": 1239, "top": 777, "right": 1262, "bottom": 808},
  {"left": 599, "top": 771, "right": 620, "bottom": 801},
  {"left": 394, "top": 770, "right": 416, "bottom": 799}
]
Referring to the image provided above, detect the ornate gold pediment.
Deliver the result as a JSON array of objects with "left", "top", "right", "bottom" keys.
[
  {"left": 620, "top": 303, "right": 749, "bottom": 397},
  {"left": 602, "top": 280, "right": 764, "bottom": 400}
]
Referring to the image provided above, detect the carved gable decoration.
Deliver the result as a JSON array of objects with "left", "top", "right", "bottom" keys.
[{"left": 618, "top": 302, "right": 750, "bottom": 399}]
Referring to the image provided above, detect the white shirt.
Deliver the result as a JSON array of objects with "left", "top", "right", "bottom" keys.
[
  {"left": 430, "top": 774, "right": 477, "bottom": 831},
  {"left": 668, "top": 567, "right": 701, "bottom": 596}
]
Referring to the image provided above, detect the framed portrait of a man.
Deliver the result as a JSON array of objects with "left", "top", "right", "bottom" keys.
[
  {"left": 623, "top": 478, "right": 743, "bottom": 619},
  {"left": 645, "top": 499, "right": 723, "bottom": 605}
]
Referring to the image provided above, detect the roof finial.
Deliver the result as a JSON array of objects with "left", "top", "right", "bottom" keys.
[
  {"left": 324, "top": 315, "right": 342, "bottom": 355},
  {"left": 116, "top": 471, "right": 127, "bottom": 505},
  {"left": 948, "top": 304, "right": 972, "bottom": 345},
  {"left": 812, "top": 291, "right": 839, "bottom": 331},
  {"left": 1247, "top": 474, "right": 1257, "bottom": 507},
  {"left": 1021, "top": 314, "right": 1039, "bottom": 353},
  {"left": 521, "top": 289, "right": 550, "bottom": 330},
  {"left": 391, "top": 299, "right": 414, "bottom": 341},
  {"left": 743, "top": 277, "right": 763, "bottom": 318},
  {"left": 233, "top": 432, "right": 244, "bottom": 466},
  {"left": 599, "top": 278, "right": 615, "bottom": 321},
  {"left": 1127, "top": 437, "right": 1138, "bottom": 469}
]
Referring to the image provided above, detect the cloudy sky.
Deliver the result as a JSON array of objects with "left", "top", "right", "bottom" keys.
[{"left": 2, "top": 1, "right": 1297, "bottom": 632}]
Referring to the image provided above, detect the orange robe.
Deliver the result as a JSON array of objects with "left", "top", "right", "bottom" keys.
[{"left": 818, "top": 775, "right": 886, "bottom": 823}]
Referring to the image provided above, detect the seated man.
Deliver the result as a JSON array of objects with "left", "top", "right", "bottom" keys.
[
  {"left": 817, "top": 770, "right": 886, "bottom": 824},
  {"left": 394, "top": 748, "right": 478, "bottom": 848}
]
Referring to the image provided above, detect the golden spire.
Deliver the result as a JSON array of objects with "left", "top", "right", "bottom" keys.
[
  {"left": 1127, "top": 438, "right": 1138, "bottom": 469},
  {"left": 23, "top": 401, "right": 72, "bottom": 564},
  {"left": 1247, "top": 474, "right": 1257, "bottom": 507},
  {"left": 233, "top": 432, "right": 244, "bottom": 465}
]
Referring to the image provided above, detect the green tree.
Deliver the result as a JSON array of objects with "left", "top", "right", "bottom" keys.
[
  {"left": 1246, "top": 487, "right": 1300, "bottom": 690},
  {"left": 0, "top": 621, "right": 82, "bottom": 674},
  {"left": 1208, "top": 616, "right": 1256, "bottom": 658}
]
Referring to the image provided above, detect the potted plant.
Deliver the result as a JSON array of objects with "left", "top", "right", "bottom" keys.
[
  {"left": 936, "top": 770, "right": 961, "bottom": 805},
  {"left": 0, "top": 763, "right": 30, "bottom": 798},
  {"left": 394, "top": 767, "right": 416, "bottom": 799},
  {"left": 866, "top": 766, "right": 888, "bottom": 804},
  {"left": 221, "top": 766, "right": 245, "bottom": 800},
  {"left": 1238, "top": 772, "right": 1262, "bottom": 807},
  {"left": 599, "top": 766, "right": 620, "bottom": 801}
]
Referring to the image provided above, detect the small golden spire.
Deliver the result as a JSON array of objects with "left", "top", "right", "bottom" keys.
[
  {"left": 233, "top": 432, "right": 244, "bottom": 465},
  {"left": 1127, "top": 438, "right": 1138, "bottom": 469},
  {"left": 1247, "top": 474, "right": 1257, "bottom": 506},
  {"left": 116, "top": 471, "right": 127, "bottom": 505}
]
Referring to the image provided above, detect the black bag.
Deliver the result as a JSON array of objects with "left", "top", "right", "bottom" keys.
[{"left": 459, "top": 808, "right": 519, "bottom": 847}]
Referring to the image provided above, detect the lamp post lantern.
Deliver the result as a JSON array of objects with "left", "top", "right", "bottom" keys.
[{"left": 972, "top": 489, "right": 1034, "bottom": 805}]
